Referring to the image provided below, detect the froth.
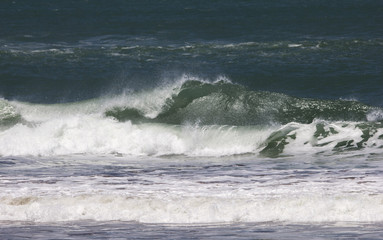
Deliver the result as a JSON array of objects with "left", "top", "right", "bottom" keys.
[
  {"left": 1, "top": 115, "right": 383, "bottom": 157},
  {"left": 0, "top": 115, "right": 271, "bottom": 157},
  {"left": 367, "top": 109, "right": 383, "bottom": 122},
  {"left": 1, "top": 194, "right": 382, "bottom": 223},
  {"left": 0, "top": 98, "right": 19, "bottom": 123}
]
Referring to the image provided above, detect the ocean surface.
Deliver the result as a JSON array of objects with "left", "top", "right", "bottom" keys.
[{"left": 1, "top": 0, "right": 383, "bottom": 239}]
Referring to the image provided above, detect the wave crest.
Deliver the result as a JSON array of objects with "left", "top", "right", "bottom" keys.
[{"left": 105, "top": 79, "right": 377, "bottom": 125}]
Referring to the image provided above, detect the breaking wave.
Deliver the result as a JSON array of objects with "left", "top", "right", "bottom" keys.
[{"left": 1, "top": 76, "right": 383, "bottom": 157}]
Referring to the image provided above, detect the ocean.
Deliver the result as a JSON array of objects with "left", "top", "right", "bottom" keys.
[{"left": 1, "top": 0, "right": 383, "bottom": 239}]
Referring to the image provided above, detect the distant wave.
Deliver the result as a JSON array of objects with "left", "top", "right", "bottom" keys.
[{"left": 2, "top": 39, "right": 382, "bottom": 56}]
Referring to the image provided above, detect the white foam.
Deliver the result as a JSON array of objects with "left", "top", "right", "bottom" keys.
[
  {"left": 219, "top": 42, "right": 257, "bottom": 48},
  {"left": 0, "top": 115, "right": 271, "bottom": 156},
  {"left": 121, "top": 45, "right": 139, "bottom": 50},
  {"left": 1, "top": 112, "right": 383, "bottom": 157},
  {"left": 367, "top": 109, "right": 383, "bottom": 122},
  {"left": 288, "top": 43, "right": 302, "bottom": 48},
  {"left": 1, "top": 152, "right": 382, "bottom": 224},
  {"left": 0, "top": 98, "right": 19, "bottom": 122},
  {"left": 273, "top": 120, "right": 383, "bottom": 155},
  {"left": 1, "top": 193, "right": 382, "bottom": 223}
]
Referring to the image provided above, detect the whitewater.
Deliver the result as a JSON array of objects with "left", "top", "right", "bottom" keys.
[
  {"left": 1, "top": 76, "right": 383, "bottom": 157},
  {"left": 0, "top": 76, "right": 383, "bottom": 227}
]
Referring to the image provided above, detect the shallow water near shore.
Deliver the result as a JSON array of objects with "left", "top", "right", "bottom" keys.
[{"left": 2, "top": 221, "right": 383, "bottom": 240}]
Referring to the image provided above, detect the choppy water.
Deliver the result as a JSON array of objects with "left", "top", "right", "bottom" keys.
[{"left": 1, "top": 0, "right": 383, "bottom": 239}]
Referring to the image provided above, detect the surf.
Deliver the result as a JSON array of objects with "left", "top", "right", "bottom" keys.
[
  {"left": 1, "top": 76, "right": 383, "bottom": 157},
  {"left": 1, "top": 193, "right": 383, "bottom": 223}
]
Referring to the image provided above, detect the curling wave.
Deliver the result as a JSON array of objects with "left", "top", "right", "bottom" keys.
[
  {"left": 105, "top": 79, "right": 379, "bottom": 125},
  {"left": 1, "top": 77, "right": 383, "bottom": 157}
]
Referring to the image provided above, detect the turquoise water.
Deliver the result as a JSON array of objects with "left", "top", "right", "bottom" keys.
[{"left": 1, "top": 1, "right": 383, "bottom": 239}]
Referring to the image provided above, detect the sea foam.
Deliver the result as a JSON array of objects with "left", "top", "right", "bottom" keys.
[
  {"left": 1, "top": 194, "right": 382, "bottom": 223},
  {"left": 0, "top": 115, "right": 271, "bottom": 157}
]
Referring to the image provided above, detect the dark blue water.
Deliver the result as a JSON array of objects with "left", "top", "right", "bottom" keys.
[{"left": 1, "top": 0, "right": 382, "bottom": 105}]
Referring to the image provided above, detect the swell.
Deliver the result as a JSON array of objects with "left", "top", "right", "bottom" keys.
[
  {"left": 2, "top": 39, "right": 382, "bottom": 54},
  {"left": 2, "top": 38, "right": 382, "bottom": 104}
]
